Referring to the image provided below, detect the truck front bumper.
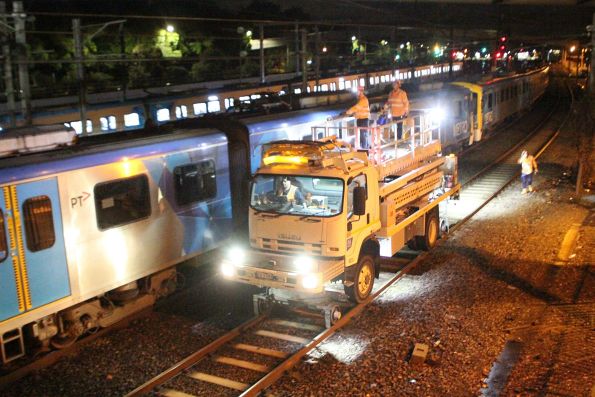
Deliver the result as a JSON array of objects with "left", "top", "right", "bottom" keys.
[{"left": 220, "top": 250, "right": 344, "bottom": 294}]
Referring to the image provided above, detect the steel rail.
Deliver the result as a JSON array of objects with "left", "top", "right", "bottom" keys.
[
  {"left": 450, "top": 78, "right": 573, "bottom": 233},
  {"left": 462, "top": 89, "right": 561, "bottom": 188},
  {"left": 240, "top": 255, "right": 425, "bottom": 396},
  {"left": 124, "top": 315, "right": 268, "bottom": 396}
]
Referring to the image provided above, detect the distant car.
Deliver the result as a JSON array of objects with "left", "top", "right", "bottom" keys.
[{"left": 227, "top": 92, "right": 291, "bottom": 114}]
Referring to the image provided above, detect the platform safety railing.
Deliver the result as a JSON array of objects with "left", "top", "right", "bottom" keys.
[{"left": 311, "top": 113, "right": 441, "bottom": 167}]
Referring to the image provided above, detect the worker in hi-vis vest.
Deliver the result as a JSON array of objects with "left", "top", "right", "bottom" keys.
[
  {"left": 345, "top": 86, "right": 370, "bottom": 148},
  {"left": 385, "top": 80, "right": 409, "bottom": 139}
]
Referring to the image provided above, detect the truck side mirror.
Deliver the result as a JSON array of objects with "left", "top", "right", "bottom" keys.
[{"left": 353, "top": 186, "right": 366, "bottom": 215}]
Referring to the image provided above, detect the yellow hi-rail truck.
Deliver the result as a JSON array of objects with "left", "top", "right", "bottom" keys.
[{"left": 221, "top": 112, "right": 459, "bottom": 324}]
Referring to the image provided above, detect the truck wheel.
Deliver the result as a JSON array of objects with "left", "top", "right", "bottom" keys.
[
  {"left": 417, "top": 211, "right": 439, "bottom": 251},
  {"left": 345, "top": 255, "right": 375, "bottom": 303}
]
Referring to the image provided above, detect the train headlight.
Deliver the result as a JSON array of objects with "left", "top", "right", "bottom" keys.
[
  {"left": 221, "top": 261, "right": 236, "bottom": 278},
  {"left": 293, "top": 255, "right": 315, "bottom": 274},
  {"left": 301, "top": 273, "right": 320, "bottom": 290}
]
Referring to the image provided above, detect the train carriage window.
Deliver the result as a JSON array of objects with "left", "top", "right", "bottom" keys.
[
  {"left": 456, "top": 101, "right": 463, "bottom": 118},
  {"left": 207, "top": 100, "right": 220, "bottom": 113},
  {"left": 124, "top": 112, "right": 140, "bottom": 127},
  {"left": 175, "top": 105, "right": 188, "bottom": 119},
  {"left": 173, "top": 160, "right": 217, "bottom": 206},
  {"left": 22, "top": 196, "right": 55, "bottom": 252},
  {"left": 100, "top": 116, "right": 117, "bottom": 131},
  {"left": 156, "top": 108, "right": 170, "bottom": 122},
  {"left": 487, "top": 93, "right": 493, "bottom": 110},
  {"left": 0, "top": 210, "right": 8, "bottom": 261},
  {"left": 94, "top": 175, "right": 151, "bottom": 230},
  {"left": 193, "top": 103, "right": 207, "bottom": 115},
  {"left": 66, "top": 120, "right": 92, "bottom": 135}
]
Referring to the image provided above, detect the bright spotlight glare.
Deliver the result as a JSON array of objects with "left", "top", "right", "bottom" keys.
[
  {"left": 293, "top": 256, "right": 314, "bottom": 274},
  {"left": 227, "top": 246, "right": 245, "bottom": 263},
  {"left": 166, "top": 25, "right": 174, "bottom": 33},
  {"left": 221, "top": 262, "right": 235, "bottom": 278},
  {"left": 302, "top": 274, "right": 319, "bottom": 289},
  {"left": 429, "top": 107, "right": 446, "bottom": 123}
]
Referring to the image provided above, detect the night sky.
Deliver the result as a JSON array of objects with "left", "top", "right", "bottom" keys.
[{"left": 20, "top": 0, "right": 595, "bottom": 43}]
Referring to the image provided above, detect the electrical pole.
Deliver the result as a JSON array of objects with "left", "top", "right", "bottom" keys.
[
  {"left": 294, "top": 23, "right": 300, "bottom": 77},
  {"left": 119, "top": 22, "right": 127, "bottom": 101},
  {"left": 13, "top": 1, "right": 30, "bottom": 125},
  {"left": 259, "top": 24, "right": 265, "bottom": 84},
  {"left": 1, "top": 1, "right": 15, "bottom": 127},
  {"left": 301, "top": 29, "right": 307, "bottom": 91},
  {"left": 589, "top": 13, "right": 595, "bottom": 96},
  {"left": 73, "top": 18, "right": 87, "bottom": 135},
  {"left": 314, "top": 26, "right": 320, "bottom": 89},
  {"left": 449, "top": 27, "right": 454, "bottom": 80}
]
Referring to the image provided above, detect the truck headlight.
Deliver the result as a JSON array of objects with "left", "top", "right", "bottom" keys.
[
  {"left": 293, "top": 255, "right": 314, "bottom": 274},
  {"left": 227, "top": 246, "right": 246, "bottom": 263},
  {"left": 301, "top": 273, "right": 320, "bottom": 289},
  {"left": 221, "top": 261, "right": 236, "bottom": 278}
]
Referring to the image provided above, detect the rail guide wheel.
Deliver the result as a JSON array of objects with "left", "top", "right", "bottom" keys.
[
  {"left": 324, "top": 305, "right": 342, "bottom": 329},
  {"left": 253, "top": 293, "right": 274, "bottom": 316}
]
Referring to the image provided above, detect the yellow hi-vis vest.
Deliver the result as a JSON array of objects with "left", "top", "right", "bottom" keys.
[
  {"left": 387, "top": 88, "right": 409, "bottom": 118},
  {"left": 346, "top": 95, "right": 370, "bottom": 120}
]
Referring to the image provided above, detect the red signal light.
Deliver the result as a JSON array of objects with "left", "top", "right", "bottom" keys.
[
  {"left": 496, "top": 52, "right": 502, "bottom": 58},
  {"left": 500, "top": 36, "right": 507, "bottom": 42},
  {"left": 500, "top": 45, "right": 505, "bottom": 51}
]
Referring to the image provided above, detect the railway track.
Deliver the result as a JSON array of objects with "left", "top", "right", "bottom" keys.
[
  {"left": 447, "top": 78, "right": 569, "bottom": 228},
  {"left": 125, "top": 80, "right": 573, "bottom": 397}
]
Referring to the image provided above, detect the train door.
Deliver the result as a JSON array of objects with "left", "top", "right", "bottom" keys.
[
  {"left": 468, "top": 92, "right": 478, "bottom": 145},
  {"left": 0, "top": 188, "right": 20, "bottom": 321},
  {"left": 1, "top": 178, "right": 70, "bottom": 322}
]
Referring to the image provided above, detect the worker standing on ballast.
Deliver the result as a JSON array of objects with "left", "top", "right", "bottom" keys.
[
  {"left": 385, "top": 80, "right": 409, "bottom": 139},
  {"left": 345, "top": 86, "right": 370, "bottom": 148},
  {"left": 518, "top": 150, "right": 538, "bottom": 194}
]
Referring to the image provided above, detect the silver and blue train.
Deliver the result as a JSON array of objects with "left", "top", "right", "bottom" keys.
[
  {"left": 0, "top": 107, "right": 348, "bottom": 365},
  {"left": 0, "top": 66, "right": 549, "bottom": 366}
]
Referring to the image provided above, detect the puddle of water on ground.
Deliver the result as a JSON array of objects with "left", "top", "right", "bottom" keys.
[{"left": 481, "top": 340, "right": 523, "bottom": 397}]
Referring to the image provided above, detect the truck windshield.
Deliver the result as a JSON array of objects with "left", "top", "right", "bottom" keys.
[{"left": 250, "top": 175, "right": 344, "bottom": 217}]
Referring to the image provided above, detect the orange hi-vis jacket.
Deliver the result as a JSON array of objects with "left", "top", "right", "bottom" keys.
[
  {"left": 387, "top": 88, "right": 409, "bottom": 118},
  {"left": 346, "top": 95, "right": 370, "bottom": 120}
]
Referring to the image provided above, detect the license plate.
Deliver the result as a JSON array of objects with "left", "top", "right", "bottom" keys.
[{"left": 255, "top": 271, "right": 275, "bottom": 281}]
